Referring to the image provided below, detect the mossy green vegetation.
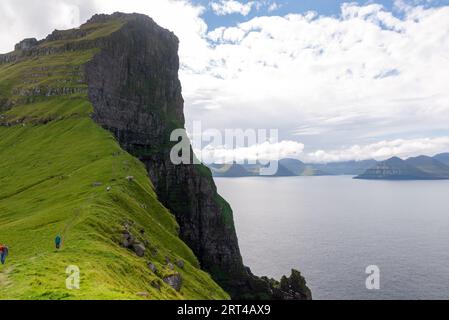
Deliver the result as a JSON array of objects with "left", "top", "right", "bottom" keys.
[
  {"left": 39, "top": 19, "right": 125, "bottom": 48},
  {"left": 0, "top": 50, "right": 97, "bottom": 111},
  {"left": 0, "top": 116, "right": 228, "bottom": 299},
  {"left": 0, "top": 19, "right": 229, "bottom": 300}
]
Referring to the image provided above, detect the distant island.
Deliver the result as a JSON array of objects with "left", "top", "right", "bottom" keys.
[
  {"left": 208, "top": 153, "right": 449, "bottom": 180},
  {"left": 355, "top": 154, "right": 449, "bottom": 180}
]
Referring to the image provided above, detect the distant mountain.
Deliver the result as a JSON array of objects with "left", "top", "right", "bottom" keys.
[
  {"left": 280, "top": 158, "right": 329, "bottom": 176},
  {"left": 209, "top": 159, "right": 330, "bottom": 177},
  {"left": 311, "top": 160, "right": 377, "bottom": 175},
  {"left": 274, "top": 161, "right": 298, "bottom": 176},
  {"left": 434, "top": 153, "right": 449, "bottom": 166},
  {"left": 210, "top": 154, "right": 449, "bottom": 179},
  {"left": 210, "top": 161, "right": 296, "bottom": 177},
  {"left": 278, "top": 158, "right": 306, "bottom": 175},
  {"left": 355, "top": 156, "right": 449, "bottom": 180},
  {"left": 301, "top": 166, "right": 329, "bottom": 176},
  {"left": 209, "top": 163, "right": 254, "bottom": 177},
  {"left": 406, "top": 155, "right": 449, "bottom": 178}
]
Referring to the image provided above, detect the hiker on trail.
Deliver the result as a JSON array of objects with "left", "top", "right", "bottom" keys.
[
  {"left": 55, "top": 235, "right": 62, "bottom": 250},
  {"left": 0, "top": 244, "right": 9, "bottom": 265}
]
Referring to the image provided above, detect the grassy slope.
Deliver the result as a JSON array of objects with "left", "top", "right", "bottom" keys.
[{"left": 0, "top": 21, "right": 228, "bottom": 300}]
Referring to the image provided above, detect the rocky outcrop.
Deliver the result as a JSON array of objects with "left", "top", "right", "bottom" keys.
[
  {"left": 82, "top": 12, "right": 311, "bottom": 300},
  {"left": 15, "top": 38, "right": 38, "bottom": 51},
  {"left": 163, "top": 273, "right": 183, "bottom": 292},
  {"left": 121, "top": 229, "right": 147, "bottom": 257},
  {"left": 278, "top": 269, "right": 312, "bottom": 300},
  {"left": 132, "top": 243, "right": 146, "bottom": 257}
]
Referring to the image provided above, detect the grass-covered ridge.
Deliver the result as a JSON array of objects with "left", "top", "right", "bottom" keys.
[{"left": 0, "top": 18, "right": 228, "bottom": 300}]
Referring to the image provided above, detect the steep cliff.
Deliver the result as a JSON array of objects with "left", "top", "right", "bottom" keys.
[
  {"left": 83, "top": 13, "right": 311, "bottom": 299},
  {"left": 0, "top": 12, "right": 311, "bottom": 300}
]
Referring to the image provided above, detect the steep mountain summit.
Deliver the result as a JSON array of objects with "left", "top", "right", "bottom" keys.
[{"left": 0, "top": 13, "right": 311, "bottom": 300}]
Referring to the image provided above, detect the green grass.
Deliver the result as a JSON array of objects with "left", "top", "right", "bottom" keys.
[
  {"left": 0, "top": 19, "right": 229, "bottom": 300},
  {"left": 0, "top": 50, "right": 97, "bottom": 111},
  {"left": 0, "top": 109, "right": 228, "bottom": 300},
  {"left": 39, "top": 19, "right": 125, "bottom": 49},
  {"left": 3, "top": 96, "right": 92, "bottom": 124}
]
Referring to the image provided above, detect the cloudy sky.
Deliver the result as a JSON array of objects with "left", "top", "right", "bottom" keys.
[{"left": 1, "top": 0, "right": 449, "bottom": 162}]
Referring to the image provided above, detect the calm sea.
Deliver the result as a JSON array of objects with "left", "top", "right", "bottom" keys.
[{"left": 214, "top": 176, "right": 449, "bottom": 299}]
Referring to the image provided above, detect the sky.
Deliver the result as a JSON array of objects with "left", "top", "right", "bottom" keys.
[{"left": 1, "top": 0, "right": 449, "bottom": 163}]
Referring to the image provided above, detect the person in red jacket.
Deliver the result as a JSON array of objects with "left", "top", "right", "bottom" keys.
[{"left": 0, "top": 244, "right": 9, "bottom": 265}]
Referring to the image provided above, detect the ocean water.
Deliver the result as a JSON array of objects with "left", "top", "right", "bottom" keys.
[{"left": 214, "top": 176, "right": 449, "bottom": 300}]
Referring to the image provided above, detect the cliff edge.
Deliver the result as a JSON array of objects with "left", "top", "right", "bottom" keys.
[{"left": 0, "top": 12, "right": 311, "bottom": 300}]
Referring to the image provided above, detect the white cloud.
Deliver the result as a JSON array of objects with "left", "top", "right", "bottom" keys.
[
  {"left": 0, "top": 0, "right": 84, "bottom": 53},
  {"left": 304, "top": 137, "right": 449, "bottom": 163},
  {"left": 210, "top": 0, "right": 254, "bottom": 16},
  {"left": 209, "top": 0, "right": 279, "bottom": 16},
  {"left": 268, "top": 2, "right": 280, "bottom": 12},
  {"left": 1, "top": 1, "right": 449, "bottom": 162},
  {"left": 182, "top": 3, "right": 449, "bottom": 159},
  {"left": 207, "top": 26, "right": 247, "bottom": 42}
]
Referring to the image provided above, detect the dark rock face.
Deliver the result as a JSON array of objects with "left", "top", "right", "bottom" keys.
[
  {"left": 14, "top": 38, "right": 38, "bottom": 51},
  {"left": 83, "top": 12, "right": 311, "bottom": 300},
  {"left": 278, "top": 269, "right": 312, "bottom": 300}
]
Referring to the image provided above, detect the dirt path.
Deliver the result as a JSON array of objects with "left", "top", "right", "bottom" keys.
[{"left": 0, "top": 266, "right": 13, "bottom": 288}]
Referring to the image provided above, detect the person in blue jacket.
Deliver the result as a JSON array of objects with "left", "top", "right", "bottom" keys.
[{"left": 55, "top": 235, "right": 62, "bottom": 250}]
